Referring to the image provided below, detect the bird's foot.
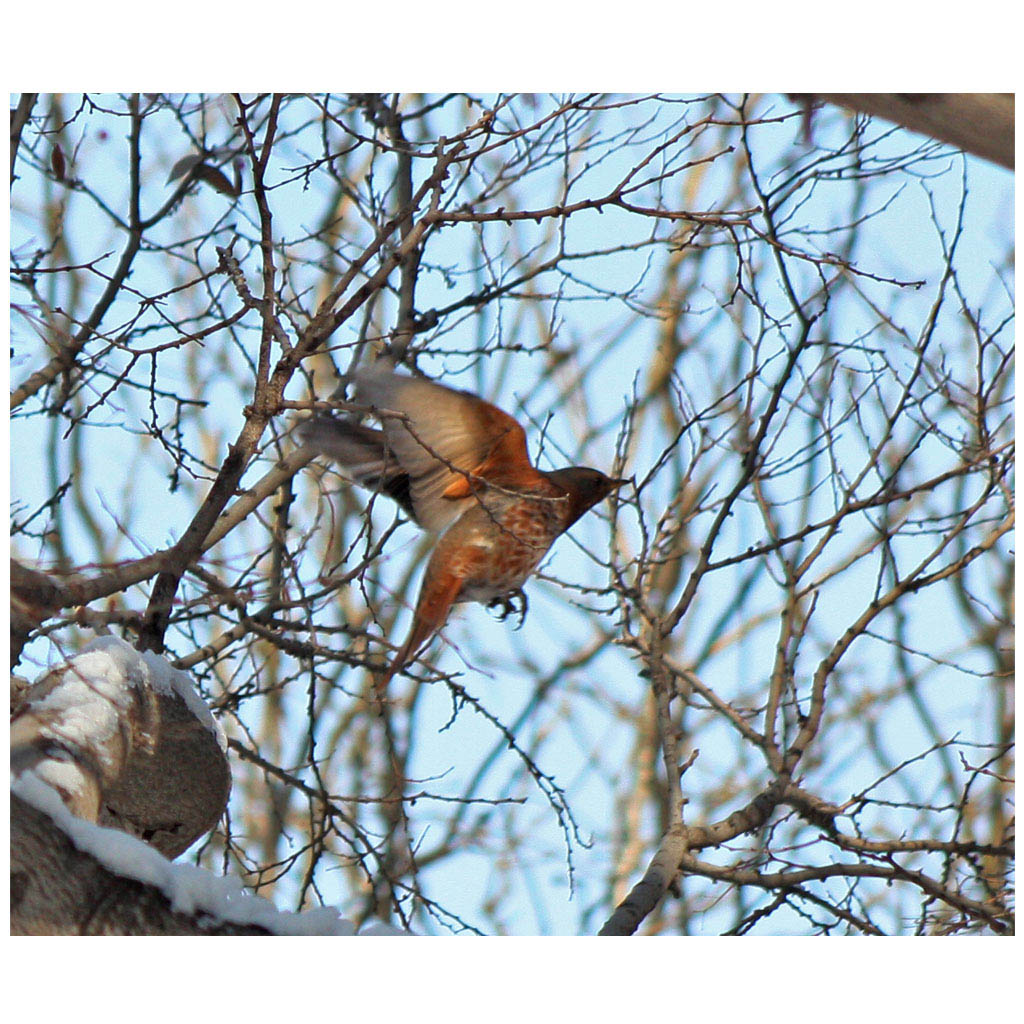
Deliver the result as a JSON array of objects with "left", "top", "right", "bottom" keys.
[{"left": 486, "top": 588, "right": 528, "bottom": 630}]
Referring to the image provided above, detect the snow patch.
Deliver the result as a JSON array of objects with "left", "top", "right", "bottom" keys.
[
  {"left": 83, "top": 635, "right": 227, "bottom": 752},
  {"left": 14, "top": 775, "right": 365, "bottom": 935}
]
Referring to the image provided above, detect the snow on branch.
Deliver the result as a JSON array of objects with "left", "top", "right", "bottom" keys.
[{"left": 11, "top": 637, "right": 403, "bottom": 934}]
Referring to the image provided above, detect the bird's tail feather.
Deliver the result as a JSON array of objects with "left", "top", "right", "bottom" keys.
[{"left": 378, "top": 568, "right": 462, "bottom": 689}]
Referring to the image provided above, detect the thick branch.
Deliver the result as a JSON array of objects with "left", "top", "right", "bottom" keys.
[{"left": 812, "top": 93, "right": 1014, "bottom": 170}]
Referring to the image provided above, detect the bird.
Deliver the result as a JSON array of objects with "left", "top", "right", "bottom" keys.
[{"left": 300, "top": 364, "right": 625, "bottom": 688}]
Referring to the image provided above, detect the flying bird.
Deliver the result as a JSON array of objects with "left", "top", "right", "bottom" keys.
[{"left": 301, "top": 365, "right": 624, "bottom": 687}]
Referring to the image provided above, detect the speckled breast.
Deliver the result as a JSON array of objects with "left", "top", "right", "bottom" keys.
[{"left": 454, "top": 483, "right": 571, "bottom": 604}]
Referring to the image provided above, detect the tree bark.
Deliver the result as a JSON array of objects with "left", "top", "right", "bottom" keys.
[{"left": 812, "top": 93, "right": 1014, "bottom": 170}]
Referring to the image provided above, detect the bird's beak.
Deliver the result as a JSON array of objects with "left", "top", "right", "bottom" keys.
[{"left": 608, "top": 477, "right": 629, "bottom": 493}]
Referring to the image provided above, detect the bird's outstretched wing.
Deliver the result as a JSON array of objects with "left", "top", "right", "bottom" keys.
[
  {"left": 299, "top": 417, "right": 417, "bottom": 520},
  {"left": 307, "top": 367, "right": 542, "bottom": 533}
]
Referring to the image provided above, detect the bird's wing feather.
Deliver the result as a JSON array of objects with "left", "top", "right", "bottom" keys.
[
  {"left": 299, "top": 418, "right": 417, "bottom": 521},
  {"left": 354, "top": 367, "right": 540, "bottom": 532}
]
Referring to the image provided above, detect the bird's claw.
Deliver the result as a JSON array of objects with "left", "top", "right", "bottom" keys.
[{"left": 487, "top": 588, "right": 528, "bottom": 630}]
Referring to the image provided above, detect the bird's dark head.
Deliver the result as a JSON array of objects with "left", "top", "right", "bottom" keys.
[{"left": 548, "top": 466, "right": 627, "bottom": 527}]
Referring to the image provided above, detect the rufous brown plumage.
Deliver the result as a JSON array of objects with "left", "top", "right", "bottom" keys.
[{"left": 302, "top": 365, "right": 624, "bottom": 687}]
